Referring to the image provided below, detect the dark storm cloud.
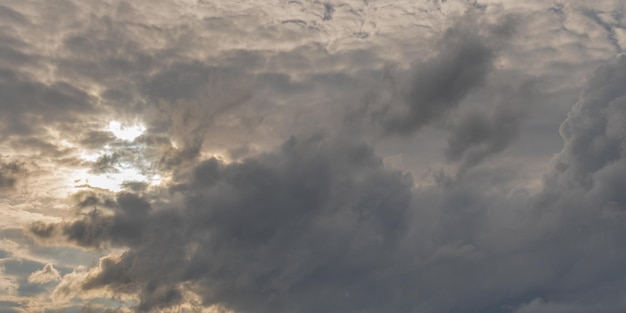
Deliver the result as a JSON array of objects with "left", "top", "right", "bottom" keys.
[
  {"left": 31, "top": 55, "right": 626, "bottom": 313},
  {"left": 34, "top": 136, "right": 414, "bottom": 312},
  {"left": 377, "top": 13, "right": 517, "bottom": 136}
]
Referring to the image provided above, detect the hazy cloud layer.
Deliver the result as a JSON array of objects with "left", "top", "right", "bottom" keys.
[{"left": 0, "top": 0, "right": 625, "bottom": 312}]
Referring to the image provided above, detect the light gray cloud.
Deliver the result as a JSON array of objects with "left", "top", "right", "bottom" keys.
[
  {"left": 27, "top": 263, "right": 61, "bottom": 285},
  {"left": 546, "top": 54, "right": 626, "bottom": 190}
]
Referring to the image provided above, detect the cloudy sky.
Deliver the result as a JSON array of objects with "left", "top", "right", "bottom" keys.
[{"left": 1, "top": 0, "right": 626, "bottom": 312}]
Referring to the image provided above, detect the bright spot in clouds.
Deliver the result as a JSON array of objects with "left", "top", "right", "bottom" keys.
[
  {"left": 72, "top": 168, "right": 164, "bottom": 192},
  {"left": 107, "top": 121, "right": 145, "bottom": 141},
  {"left": 68, "top": 121, "right": 159, "bottom": 192},
  {"left": 73, "top": 167, "right": 146, "bottom": 192}
]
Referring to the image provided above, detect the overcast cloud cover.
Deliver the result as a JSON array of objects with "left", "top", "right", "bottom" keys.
[{"left": 1, "top": 0, "right": 626, "bottom": 312}]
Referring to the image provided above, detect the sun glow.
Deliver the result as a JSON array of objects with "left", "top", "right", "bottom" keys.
[
  {"left": 71, "top": 167, "right": 167, "bottom": 193},
  {"left": 72, "top": 168, "right": 147, "bottom": 192},
  {"left": 108, "top": 121, "right": 145, "bottom": 141},
  {"left": 65, "top": 120, "right": 164, "bottom": 193}
]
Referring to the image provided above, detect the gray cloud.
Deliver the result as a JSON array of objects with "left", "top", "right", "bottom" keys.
[
  {"left": 0, "top": 301, "right": 22, "bottom": 313},
  {"left": 0, "top": 160, "right": 24, "bottom": 191},
  {"left": 546, "top": 54, "right": 626, "bottom": 190},
  {"left": 445, "top": 109, "right": 520, "bottom": 169},
  {"left": 0, "top": 4, "right": 28, "bottom": 26},
  {"left": 0, "top": 68, "right": 96, "bottom": 138},
  {"left": 519, "top": 55, "right": 626, "bottom": 312},
  {"left": 376, "top": 12, "right": 517, "bottom": 136},
  {"left": 30, "top": 55, "right": 626, "bottom": 313},
  {"left": 2, "top": 1, "right": 626, "bottom": 312},
  {"left": 444, "top": 79, "right": 536, "bottom": 172},
  {"left": 581, "top": 8, "right": 624, "bottom": 54},
  {"left": 79, "top": 131, "right": 117, "bottom": 150}
]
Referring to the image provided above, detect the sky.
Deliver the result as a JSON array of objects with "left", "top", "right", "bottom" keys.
[{"left": 1, "top": 0, "right": 626, "bottom": 312}]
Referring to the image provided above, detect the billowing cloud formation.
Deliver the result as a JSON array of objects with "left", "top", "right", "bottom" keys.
[
  {"left": 550, "top": 55, "right": 626, "bottom": 189},
  {"left": 1, "top": 0, "right": 626, "bottom": 312},
  {"left": 31, "top": 55, "right": 626, "bottom": 313},
  {"left": 514, "top": 55, "right": 626, "bottom": 312},
  {"left": 27, "top": 263, "right": 61, "bottom": 284},
  {"left": 37, "top": 137, "right": 414, "bottom": 312}
]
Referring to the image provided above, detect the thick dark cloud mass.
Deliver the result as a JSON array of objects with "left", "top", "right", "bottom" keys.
[
  {"left": 31, "top": 55, "right": 626, "bottom": 313},
  {"left": 34, "top": 136, "right": 414, "bottom": 312},
  {"left": 2, "top": 1, "right": 625, "bottom": 312}
]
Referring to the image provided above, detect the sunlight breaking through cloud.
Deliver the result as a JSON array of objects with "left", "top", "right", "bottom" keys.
[
  {"left": 1, "top": 0, "right": 626, "bottom": 312},
  {"left": 107, "top": 121, "right": 145, "bottom": 142}
]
